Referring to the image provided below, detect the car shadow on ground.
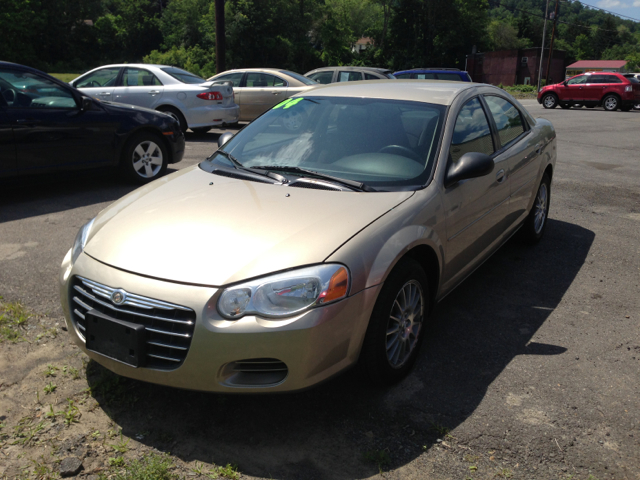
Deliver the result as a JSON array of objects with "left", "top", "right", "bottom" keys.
[{"left": 86, "top": 218, "right": 594, "bottom": 479}]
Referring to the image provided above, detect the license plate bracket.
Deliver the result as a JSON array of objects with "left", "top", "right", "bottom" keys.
[{"left": 85, "top": 310, "right": 146, "bottom": 367}]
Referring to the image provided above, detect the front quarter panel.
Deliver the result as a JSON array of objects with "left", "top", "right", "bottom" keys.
[{"left": 326, "top": 186, "right": 446, "bottom": 297}]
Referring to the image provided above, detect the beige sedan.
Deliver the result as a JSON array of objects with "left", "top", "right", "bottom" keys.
[
  {"left": 207, "top": 68, "right": 318, "bottom": 121},
  {"left": 60, "top": 81, "right": 556, "bottom": 393}
]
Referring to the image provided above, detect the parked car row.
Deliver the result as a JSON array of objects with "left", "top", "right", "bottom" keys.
[{"left": 538, "top": 71, "right": 640, "bottom": 111}]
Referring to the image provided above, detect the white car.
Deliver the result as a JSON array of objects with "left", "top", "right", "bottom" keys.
[{"left": 70, "top": 64, "right": 239, "bottom": 133}]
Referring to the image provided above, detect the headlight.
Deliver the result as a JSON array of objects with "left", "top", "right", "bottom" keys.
[
  {"left": 71, "top": 218, "right": 95, "bottom": 265},
  {"left": 217, "top": 264, "right": 350, "bottom": 319}
]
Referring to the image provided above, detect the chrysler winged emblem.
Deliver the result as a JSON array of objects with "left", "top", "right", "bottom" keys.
[{"left": 111, "top": 289, "right": 126, "bottom": 305}]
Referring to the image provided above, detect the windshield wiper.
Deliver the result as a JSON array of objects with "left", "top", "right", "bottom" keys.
[
  {"left": 214, "top": 151, "right": 287, "bottom": 183},
  {"left": 252, "top": 166, "right": 376, "bottom": 192}
]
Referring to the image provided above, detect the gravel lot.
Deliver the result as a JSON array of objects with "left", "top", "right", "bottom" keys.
[{"left": 0, "top": 101, "right": 639, "bottom": 480}]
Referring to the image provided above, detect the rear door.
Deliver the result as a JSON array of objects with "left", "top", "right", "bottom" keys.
[
  {"left": 73, "top": 67, "right": 121, "bottom": 102},
  {"left": 337, "top": 71, "right": 363, "bottom": 82},
  {"left": 112, "top": 67, "right": 164, "bottom": 109},
  {"left": 582, "top": 74, "right": 607, "bottom": 103},
  {"left": 242, "top": 73, "right": 288, "bottom": 118}
]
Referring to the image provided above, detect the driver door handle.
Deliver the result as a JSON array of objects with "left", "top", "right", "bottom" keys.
[
  {"left": 496, "top": 169, "right": 506, "bottom": 183},
  {"left": 148, "top": 90, "right": 161, "bottom": 95},
  {"left": 536, "top": 142, "right": 544, "bottom": 154},
  {"left": 100, "top": 92, "right": 111, "bottom": 96}
]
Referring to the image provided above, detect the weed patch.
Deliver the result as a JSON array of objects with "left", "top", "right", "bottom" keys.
[{"left": 0, "top": 300, "right": 30, "bottom": 342}]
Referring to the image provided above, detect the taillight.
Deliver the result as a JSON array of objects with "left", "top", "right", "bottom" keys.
[
  {"left": 197, "top": 91, "right": 223, "bottom": 100},
  {"left": 625, "top": 85, "right": 633, "bottom": 92}
]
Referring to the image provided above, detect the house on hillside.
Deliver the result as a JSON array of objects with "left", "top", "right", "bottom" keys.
[{"left": 565, "top": 60, "right": 629, "bottom": 78}]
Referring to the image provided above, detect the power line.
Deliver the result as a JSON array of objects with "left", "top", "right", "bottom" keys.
[{"left": 560, "top": 0, "right": 640, "bottom": 23}]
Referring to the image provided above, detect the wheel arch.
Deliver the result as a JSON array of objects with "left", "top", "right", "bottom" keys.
[
  {"left": 402, "top": 244, "right": 440, "bottom": 314},
  {"left": 600, "top": 91, "right": 621, "bottom": 105}
]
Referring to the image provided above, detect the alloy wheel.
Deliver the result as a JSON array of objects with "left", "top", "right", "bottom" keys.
[
  {"left": 386, "top": 280, "right": 424, "bottom": 368},
  {"left": 604, "top": 96, "right": 618, "bottom": 110},
  {"left": 534, "top": 183, "right": 548, "bottom": 234},
  {"left": 543, "top": 95, "right": 556, "bottom": 108},
  {"left": 132, "top": 140, "right": 163, "bottom": 179}
]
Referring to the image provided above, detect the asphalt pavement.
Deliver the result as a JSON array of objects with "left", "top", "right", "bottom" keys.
[{"left": 1, "top": 102, "right": 639, "bottom": 479}]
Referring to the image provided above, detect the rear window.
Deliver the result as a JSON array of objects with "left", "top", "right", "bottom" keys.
[
  {"left": 160, "top": 67, "right": 205, "bottom": 84},
  {"left": 627, "top": 76, "right": 639, "bottom": 84}
]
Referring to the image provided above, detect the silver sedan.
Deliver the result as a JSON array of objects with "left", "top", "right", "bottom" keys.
[
  {"left": 71, "top": 64, "right": 239, "bottom": 133},
  {"left": 60, "top": 80, "right": 556, "bottom": 393}
]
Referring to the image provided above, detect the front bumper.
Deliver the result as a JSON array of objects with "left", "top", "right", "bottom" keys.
[{"left": 60, "top": 251, "right": 379, "bottom": 393}]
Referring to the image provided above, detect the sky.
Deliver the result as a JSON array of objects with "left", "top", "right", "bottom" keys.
[{"left": 581, "top": 0, "right": 640, "bottom": 23}]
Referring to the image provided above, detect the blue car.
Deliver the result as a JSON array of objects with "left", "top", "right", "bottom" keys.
[{"left": 393, "top": 68, "right": 472, "bottom": 82}]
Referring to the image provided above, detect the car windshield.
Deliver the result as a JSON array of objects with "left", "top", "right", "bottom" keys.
[
  {"left": 280, "top": 70, "right": 318, "bottom": 85},
  {"left": 160, "top": 67, "right": 205, "bottom": 84},
  {"left": 201, "top": 96, "right": 445, "bottom": 190}
]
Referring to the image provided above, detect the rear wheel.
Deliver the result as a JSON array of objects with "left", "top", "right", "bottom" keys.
[
  {"left": 157, "top": 106, "right": 188, "bottom": 132},
  {"left": 542, "top": 93, "right": 558, "bottom": 109},
  {"left": 519, "top": 174, "right": 551, "bottom": 244},
  {"left": 602, "top": 94, "right": 619, "bottom": 111},
  {"left": 360, "top": 259, "right": 429, "bottom": 385},
  {"left": 120, "top": 132, "right": 168, "bottom": 184}
]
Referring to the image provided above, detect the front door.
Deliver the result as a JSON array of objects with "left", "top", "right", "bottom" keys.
[
  {"left": 242, "top": 73, "right": 289, "bottom": 119},
  {"left": 441, "top": 97, "right": 511, "bottom": 290},
  {"left": 112, "top": 67, "right": 164, "bottom": 109},
  {"left": 73, "top": 67, "right": 121, "bottom": 102},
  {"left": 0, "top": 67, "right": 117, "bottom": 174},
  {"left": 558, "top": 74, "right": 588, "bottom": 102}
]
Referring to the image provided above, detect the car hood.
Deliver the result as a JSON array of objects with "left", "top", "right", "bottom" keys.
[{"left": 85, "top": 166, "right": 413, "bottom": 287}]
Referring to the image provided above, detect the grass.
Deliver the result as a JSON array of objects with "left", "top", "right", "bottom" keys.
[
  {"left": 0, "top": 299, "right": 30, "bottom": 343},
  {"left": 363, "top": 449, "right": 391, "bottom": 473},
  {"left": 110, "top": 453, "right": 176, "bottom": 480},
  {"left": 63, "top": 399, "right": 81, "bottom": 426},
  {"left": 110, "top": 432, "right": 131, "bottom": 454},
  {"left": 43, "top": 364, "right": 59, "bottom": 377},
  {"left": 49, "top": 73, "right": 80, "bottom": 83},
  {"left": 44, "top": 382, "right": 57, "bottom": 394}
]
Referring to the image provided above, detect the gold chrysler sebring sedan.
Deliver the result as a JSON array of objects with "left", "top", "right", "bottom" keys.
[{"left": 60, "top": 81, "right": 556, "bottom": 393}]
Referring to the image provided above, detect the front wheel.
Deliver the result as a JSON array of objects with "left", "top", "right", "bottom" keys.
[
  {"left": 120, "top": 132, "right": 168, "bottom": 184},
  {"left": 519, "top": 174, "right": 551, "bottom": 244},
  {"left": 542, "top": 94, "right": 558, "bottom": 109},
  {"left": 602, "top": 94, "right": 619, "bottom": 111},
  {"left": 360, "top": 259, "right": 429, "bottom": 385}
]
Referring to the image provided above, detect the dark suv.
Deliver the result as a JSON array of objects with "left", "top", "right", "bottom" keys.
[
  {"left": 538, "top": 72, "right": 640, "bottom": 111},
  {"left": 393, "top": 68, "right": 472, "bottom": 82}
]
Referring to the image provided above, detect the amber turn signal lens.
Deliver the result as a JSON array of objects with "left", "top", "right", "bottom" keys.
[{"left": 320, "top": 266, "right": 349, "bottom": 303}]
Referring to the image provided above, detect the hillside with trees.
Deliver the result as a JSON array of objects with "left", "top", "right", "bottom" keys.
[{"left": 2, "top": 0, "right": 639, "bottom": 77}]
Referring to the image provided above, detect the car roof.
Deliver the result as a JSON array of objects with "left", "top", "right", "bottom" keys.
[
  {"left": 214, "top": 68, "right": 297, "bottom": 75},
  {"left": 394, "top": 68, "right": 468, "bottom": 74},
  {"left": 306, "top": 66, "right": 392, "bottom": 74},
  {"left": 297, "top": 79, "right": 479, "bottom": 106}
]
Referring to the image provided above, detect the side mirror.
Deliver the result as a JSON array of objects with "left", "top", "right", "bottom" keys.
[
  {"left": 444, "top": 152, "right": 494, "bottom": 188},
  {"left": 81, "top": 96, "right": 93, "bottom": 111},
  {"left": 217, "top": 132, "right": 234, "bottom": 148}
]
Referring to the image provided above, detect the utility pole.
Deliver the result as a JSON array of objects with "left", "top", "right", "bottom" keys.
[
  {"left": 537, "top": 0, "right": 550, "bottom": 91},
  {"left": 545, "top": 0, "right": 560, "bottom": 86},
  {"left": 215, "top": 0, "right": 226, "bottom": 74}
]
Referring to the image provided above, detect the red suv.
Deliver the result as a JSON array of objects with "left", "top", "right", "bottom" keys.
[{"left": 538, "top": 72, "right": 640, "bottom": 111}]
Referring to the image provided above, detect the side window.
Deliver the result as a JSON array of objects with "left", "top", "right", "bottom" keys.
[
  {"left": 364, "top": 73, "right": 381, "bottom": 80},
  {"left": 567, "top": 75, "right": 587, "bottom": 85},
  {"left": 215, "top": 72, "right": 244, "bottom": 87},
  {"left": 76, "top": 68, "right": 120, "bottom": 88},
  {"left": 0, "top": 69, "right": 76, "bottom": 109},
  {"left": 483, "top": 96, "right": 526, "bottom": 149},
  {"left": 395, "top": 73, "right": 412, "bottom": 79},
  {"left": 121, "top": 68, "right": 162, "bottom": 87},
  {"left": 450, "top": 98, "right": 494, "bottom": 162},
  {"left": 607, "top": 75, "right": 622, "bottom": 84},
  {"left": 245, "top": 73, "right": 285, "bottom": 87},
  {"left": 308, "top": 71, "right": 333, "bottom": 84},
  {"left": 415, "top": 73, "right": 436, "bottom": 79},
  {"left": 338, "top": 71, "right": 363, "bottom": 82}
]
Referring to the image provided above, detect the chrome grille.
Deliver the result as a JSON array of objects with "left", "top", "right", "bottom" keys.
[{"left": 70, "top": 276, "right": 196, "bottom": 370}]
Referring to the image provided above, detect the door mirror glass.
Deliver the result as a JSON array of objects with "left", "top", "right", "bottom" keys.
[
  {"left": 445, "top": 152, "right": 494, "bottom": 188},
  {"left": 218, "top": 132, "right": 234, "bottom": 148},
  {"left": 81, "top": 96, "right": 93, "bottom": 111}
]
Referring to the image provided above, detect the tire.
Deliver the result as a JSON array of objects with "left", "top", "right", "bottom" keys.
[
  {"left": 519, "top": 173, "right": 551, "bottom": 244},
  {"left": 157, "top": 106, "right": 188, "bottom": 132},
  {"left": 360, "top": 259, "right": 429, "bottom": 386},
  {"left": 120, "top": 132, "right": 168, "bottom": 184},
  {"left": 191, "top": 127, "right": 212, "bottom": 135},
  {"left": 542, "top": 93, "right": 558, "bottom": 109},
  {"left": 602, "top": 94, "right": 619, "bottom": 111},
  {"left": 560, "top": 103, "right": 570, "bottom": 109}
]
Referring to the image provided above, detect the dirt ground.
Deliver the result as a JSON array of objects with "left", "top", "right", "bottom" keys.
[{"left": 1, "top": 105, "right": 640, "bottom": 480}]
